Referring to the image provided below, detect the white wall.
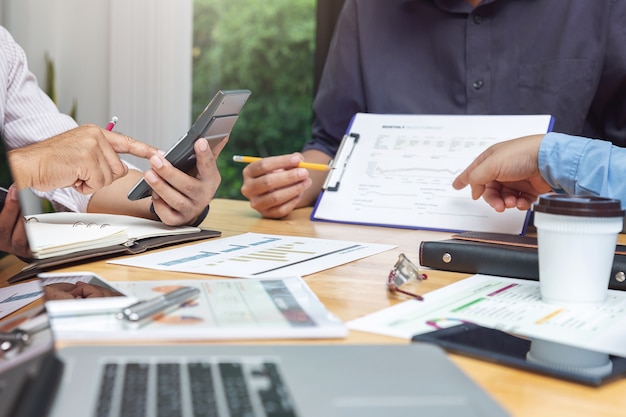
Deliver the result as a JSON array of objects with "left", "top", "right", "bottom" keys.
[{"left": 1, "top": 0, "right": 193, "bottom": 170}]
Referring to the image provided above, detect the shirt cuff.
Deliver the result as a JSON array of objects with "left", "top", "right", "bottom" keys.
[{"left": 538, "top": 132, "right": 589, "bottom": 195}]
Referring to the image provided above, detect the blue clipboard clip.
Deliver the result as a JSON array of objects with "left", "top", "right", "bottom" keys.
[{"left": 323, "top": 132, "right": 359, "bottom": 192}]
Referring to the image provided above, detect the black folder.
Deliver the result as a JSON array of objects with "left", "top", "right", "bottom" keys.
[
  {"left": 419, "top": 231, "right": 626, "bottom": 291},
  {"left": 8, "top": 229, "right": 220, "bottom": 284}
]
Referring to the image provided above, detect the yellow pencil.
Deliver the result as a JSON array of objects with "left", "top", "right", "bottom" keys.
[{"left": 232, "top": 155, "right": 331, "bottom": 171}]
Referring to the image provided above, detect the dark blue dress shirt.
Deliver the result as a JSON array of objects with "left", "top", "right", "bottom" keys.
[{"left": 304, "top": 0, "right": 626, "bottom": 157}]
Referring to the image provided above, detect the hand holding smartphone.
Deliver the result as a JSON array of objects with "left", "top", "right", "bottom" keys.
[{"left": 127, "top": 89, "right": 251, "bottom": 201}]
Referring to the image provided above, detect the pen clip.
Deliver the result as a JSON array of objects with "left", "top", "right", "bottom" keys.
[
  {"left": 323, "top": 132, "right": 359, "bottom": 192},
  {"left": 116, "top": 286, "right": 200, "bottom": 329}
]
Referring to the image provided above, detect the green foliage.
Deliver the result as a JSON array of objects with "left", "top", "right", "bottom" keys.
[
  {"left": 193, "top": 0, "right": 315, "bottom": 199},
  {"left": 45, "top": 54, "right": 77, "bottom": 120}
]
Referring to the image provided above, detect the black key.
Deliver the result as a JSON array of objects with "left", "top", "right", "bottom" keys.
[
  {"left": 157, "top": 363, "right": 182, "bottom": 417},
  {"left": 120, "top": 363, "right": 149, "bottom": 417},
  {"left": 257, "top": 363, "right": 297, "bottom": 417},
  {"left": 95, "top": 364, "right": 118, "bottom": 417},
  {"left": 219, "top": 362, "right": 254, "bottom": 417},
  {"left": 188, "top": 362, "right": 219, "bottom": 417}
]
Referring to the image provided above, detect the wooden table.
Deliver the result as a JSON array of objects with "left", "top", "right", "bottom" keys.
[{"left": 3, "top": 198, "right": 625, "bottom": 417}]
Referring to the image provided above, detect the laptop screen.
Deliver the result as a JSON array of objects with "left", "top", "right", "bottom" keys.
[{"left": 0, "top": 283, "right": 58, "bottom": 417}]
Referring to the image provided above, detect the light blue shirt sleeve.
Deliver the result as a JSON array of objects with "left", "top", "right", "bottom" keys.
[{"left": 539, "top": 132, "right": 626, "bottom": 208}]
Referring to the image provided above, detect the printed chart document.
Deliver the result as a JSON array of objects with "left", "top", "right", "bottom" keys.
[
  {"left": 109, "top": 232, "right": 394, "bottom": 277},
  {"left": 50, "top": 276, "right": 347, "bottom": 341},
  {"left": 348, "top": 274, "right": 626, "bottom": 357},
  {"left": 312, "top": 113, "right": 554, "bottom": 234},
  {"left": 0, "top": 280, "right": 43, "bottom": 320}
]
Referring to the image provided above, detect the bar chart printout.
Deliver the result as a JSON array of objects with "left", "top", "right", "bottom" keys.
[{"left": 109, "top": 233, "right": 394, "bottom": 278}]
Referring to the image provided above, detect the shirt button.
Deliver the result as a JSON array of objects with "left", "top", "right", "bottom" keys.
[
  {"left": 473, "top": 80, "right": 484, "bottom": 89},
  {"left": 473, "top": 15, "right": 482, "bottom": 24}
]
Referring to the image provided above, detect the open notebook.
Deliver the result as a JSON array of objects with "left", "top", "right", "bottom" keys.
[
  {"left": 9, "top": 213, "right": 220, "bottom": 284},
  {"left": 24, "top": 212, "right": 210, "bottom": 259},
  {"left": 0, "top": 134, "right": 509, "bottom": 417}
]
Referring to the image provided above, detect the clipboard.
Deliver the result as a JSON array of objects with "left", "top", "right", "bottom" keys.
[
  {"left": 311, "top": 113, "right": 554, "bottom": 234},
  {"left": 323, "top": 132, "right": 359, "bottom": 192}
]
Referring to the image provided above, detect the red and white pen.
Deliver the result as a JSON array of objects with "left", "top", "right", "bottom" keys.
[
  {"left": 106, "top": 116, "right": 118, "bottom": 131},
  {"left": 73, "top": 116, "right": 119, "bottom": 190}
]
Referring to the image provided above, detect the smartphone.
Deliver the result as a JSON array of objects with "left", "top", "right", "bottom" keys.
[
  {"left": 411, "top": 323, "right": 626, "bottom": 386},
  {"left": 38, "top": 272, "right": 137, "bottom": 317},
  {"left": 127, "top": 89, "right": 251, "bottom": 201}
]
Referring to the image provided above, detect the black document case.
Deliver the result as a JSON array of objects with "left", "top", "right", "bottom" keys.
[{"left": 419, "top": 231, "right": 626, "bottom": 291}]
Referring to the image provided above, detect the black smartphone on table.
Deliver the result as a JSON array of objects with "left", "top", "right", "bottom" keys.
[
  {"left": 411, "top": 323, "right": 626, "bottom": 386},
  {"left": 127, "top": 89, "right": 251, "bottom": 201}
]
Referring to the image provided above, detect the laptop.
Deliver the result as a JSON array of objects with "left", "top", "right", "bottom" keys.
[{"left": 0, "top": 140, "right": 510, "bottom": 417}]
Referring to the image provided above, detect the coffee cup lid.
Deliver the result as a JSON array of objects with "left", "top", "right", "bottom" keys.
[{"left": 533, "top": 193, "right": 624, "bottom": 217}]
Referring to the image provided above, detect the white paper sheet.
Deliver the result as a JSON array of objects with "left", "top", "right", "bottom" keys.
[
  {"left": 348, "top": 274, "right": 626, "bottom": 357},
  {"left": 50, "top": 276, "right": 347, "bottom": 341},
  {"left": 0, "top": 280, "right": 44, "bottom": 320},
  {"left": 109, "top": 232, "right": 395, "bottom": 278},
  {"left": 313, "top": 113, "right": 553, "bottom": 233}
]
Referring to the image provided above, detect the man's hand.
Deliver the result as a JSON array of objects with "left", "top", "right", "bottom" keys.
[
  {"left": 0, "top": 185, "right": 31, "bottom": 258},
  {"left": 240, "top": 152, "right": 314, "bottom": 219},
  {"left": 143, "top": 138, "right": 225, "bottom": 226},
  {"left": 453, "top": 134, "right": 553, "bottom": 212},
  {"left": 9, "top": 124, "right": 158, "bottom": 194}
]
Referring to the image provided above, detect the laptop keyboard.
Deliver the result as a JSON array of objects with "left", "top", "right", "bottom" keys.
[{"left": 94, "top": 358, "right": 298, "bottom": 417}]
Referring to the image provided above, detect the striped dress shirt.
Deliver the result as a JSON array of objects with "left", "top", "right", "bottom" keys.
[{"left": 0, "top": 25, "right": 135, "bottom": 213}]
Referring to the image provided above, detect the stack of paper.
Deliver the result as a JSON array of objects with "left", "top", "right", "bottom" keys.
[{"left": 49, "top": 276, "right": 348, "bottom": 341}]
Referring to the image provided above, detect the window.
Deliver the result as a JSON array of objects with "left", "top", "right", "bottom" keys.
[{"left": 192, "top": 0, "right": 316, "bottom": 199}]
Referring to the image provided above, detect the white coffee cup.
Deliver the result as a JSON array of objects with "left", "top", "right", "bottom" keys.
[{"left": 533, "top": 194, "right": 624, "bottom": 306}]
